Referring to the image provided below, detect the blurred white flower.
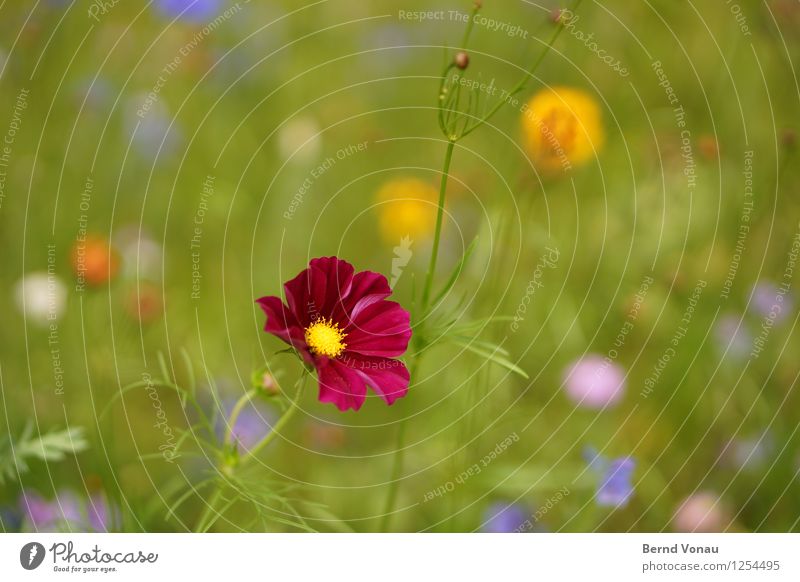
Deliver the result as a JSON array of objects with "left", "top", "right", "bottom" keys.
[
  {"left": 721, "top": 433, "right": 772, "bottom": 471},
  {"left": 277, "top": 116, "right": 322, "bottom": 164},
  {"left": 114, "top": 225, "right": 163, "bottom": 281},
  {"left": 715, "top": 314, "right": 752, "bottom": 358},
  {"left": 15, "top": 272, "right": 67, "bottom": 325}
]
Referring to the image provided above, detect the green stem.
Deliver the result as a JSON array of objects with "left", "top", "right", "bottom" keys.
[
  {"left": 420, "top": 139, "right": 457, "bottom": 316},
  {"left": 438, "top": 3, "right": 481, "bottom": 137},
  {"left": 379, "top": 135, "right": 457, "bottom": 534},
  {"left": 195, "top": 487, "right": 224, "bottom": 533},
  {"left": 458, "top": 3, "right": 480, "bottom": 49},
  {"left": 197, "top": 373, "right": 307, "bottom": 532},
  {"left": 223, "top": 388, "right": 258, "bottom": 448},
  {"left": 379, "top": 422, "right": 407, "bottom": 532},
  {"left": 378, "top": 359, "right": 419, "bottom": 532},
  {"left": 461, "top": 0, "right": 584, "bottom": 138},
  {"left": 237, "top": 373, "right": 308, "bottom": 466},
  {"left": 380, "top": 0, "right": 583, "bottom": 532}
]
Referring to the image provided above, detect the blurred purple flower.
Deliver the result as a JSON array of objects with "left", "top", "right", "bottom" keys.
[
  {"left": 563, "top": 355, "right": 626, "bottom": 408},
  {"left": 585, "top": 448, "right": 635, "bottom": 507},
  {"left": 751, "top": 282, "right": 793, "bottom": 323},
  {"left": 154, "top": 0, "right": 222, "bottom": 23},
  {"left": 87, "top": 495, "right": 121, "bottom": 532},
  {"left": 481, "top": 502, "right": 528, "bottom": 533},
  {"left": 715, "top": 315, "right": 752, "bottom": 358},
  {"left": 19, "top": 490, "right": 118, "bottom": 532},
  {"left": 219, "top": 398, "right": 276, "bottom": 451},
  {"left": 19, "top": 490, "right": 82, "bottom": 531}
]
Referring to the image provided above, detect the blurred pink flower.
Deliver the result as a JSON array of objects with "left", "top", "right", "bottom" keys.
[
  {"left": 563, "top": 355, "right": 626, "bottom": 408},
  {"left": 673, "top": 492, "right": 728, "bottom": 532}
]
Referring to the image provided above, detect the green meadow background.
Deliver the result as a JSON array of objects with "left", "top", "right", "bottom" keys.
[{"left": 1, "top": 0, "right": 799, "bottom": 532}]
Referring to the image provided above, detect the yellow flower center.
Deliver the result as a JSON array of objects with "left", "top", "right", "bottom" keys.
[{"left": 305, "top": 318, "right": 347, "bottom": 358}]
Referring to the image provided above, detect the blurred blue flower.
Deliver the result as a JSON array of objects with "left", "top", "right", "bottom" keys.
[
  {"left": 0, "top": 506, "right": 22, "bottom": 531},
  {"left": 125, "top": 95, "right": 181, "bottom": 161},
  {"left": 154, "top": 0, "right": 222, "bottom": 23},
  {"left": 481, "top": 502, "right": 528, "bottom": 533},
  {"left": 751, "top": 282, "right": 793, "bottom": 323},
  {"left": 585, "top": 448, "right": 635, "bottom": 508}
]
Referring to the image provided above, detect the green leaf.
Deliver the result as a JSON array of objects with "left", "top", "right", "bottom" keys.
[
  {"left": 446, "top": 315, "right": 516, "bottom": 335},
  {"left": 99, "top": 378, "right": 187, "bottom": 420},
  {"left": 430, "top": 237, "right": 478, "bottom": 311},
  {"left": 451, "top": 335, "right": 510, "bottom": 357},
  {"left": 447, "top": 337, "right": 529, "bottom": 379},
  {"left": 180, "top": 348, "right": 197, "bottom": 400},
  {"left": 0, "top": 424, "right": 89, "bottom": 484},
  {"left": 301, "top": 503, "right": 356, "bottom": 533}
]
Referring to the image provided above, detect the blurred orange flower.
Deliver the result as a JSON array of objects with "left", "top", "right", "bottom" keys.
[
  {"left": 124, "top": 282, "right": 161, "bottom": 323},
  {"left": 521, "top": 86, "right": 604, "bottom": 173},
  {"left": 375, "top": 178, "right": 439, "bottom": 243},
  {"left": 72, "top": 235, "right": 119, "bottom": 287}
]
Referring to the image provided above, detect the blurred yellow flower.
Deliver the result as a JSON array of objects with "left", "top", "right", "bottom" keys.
[
  {"left": 375, "top": 178, "right": 439, "bottom": 242},
  {"left": 521, "top": 86, "right": 604, "bottom": 172}
]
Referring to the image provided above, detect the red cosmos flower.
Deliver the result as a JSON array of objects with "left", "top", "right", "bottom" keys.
[{"left": 256, "top": 257, "right": 412, "bottom": 411}]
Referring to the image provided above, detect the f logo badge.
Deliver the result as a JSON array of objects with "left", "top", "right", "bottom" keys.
[{"left": 20, "top": 542, "right": 46, "bottom": 570}]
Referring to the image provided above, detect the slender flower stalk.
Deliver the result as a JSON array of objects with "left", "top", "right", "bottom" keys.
[
  {"left": 420, "top": 140, "right": 456, "bottom": 315},
  {"left": 378, "top": 358, "right": 420, "bottom": 532},
  {"left": 196, "top": 373, "right": 308, "bottom": 531},
  {"left": 223, "top": 388, "right": 258, "bottom": 449},
  {"left": 379, "top": 0, "right": 583, "bottom": 531},
  {"left": 461, "top": 0, "right": 583, "bottom": 138},
  {"left": 222, "top": 373, "right": 308, "bottom": 472},
  {"left": 236, "top": 373, "right": 308, "bottom": 465}
]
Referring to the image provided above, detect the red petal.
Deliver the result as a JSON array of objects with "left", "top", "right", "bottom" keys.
[
  {"left": 333, "top": 270, "right": 391, "bottom": 321},
  {"left": 316, "top": 358, "right": 368, "bottom": 411},
  {"left": 339, "top": 353, "right": 410, "bottom": 405},
  {"left": 284, "top": 257, "right": 354, "bottom": 326},
  {"left": 344, "top": 300, "right": 412, "bottom": 357},
  {"left": 256, "top": 296, "right": 309, "bottom": 357}
]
